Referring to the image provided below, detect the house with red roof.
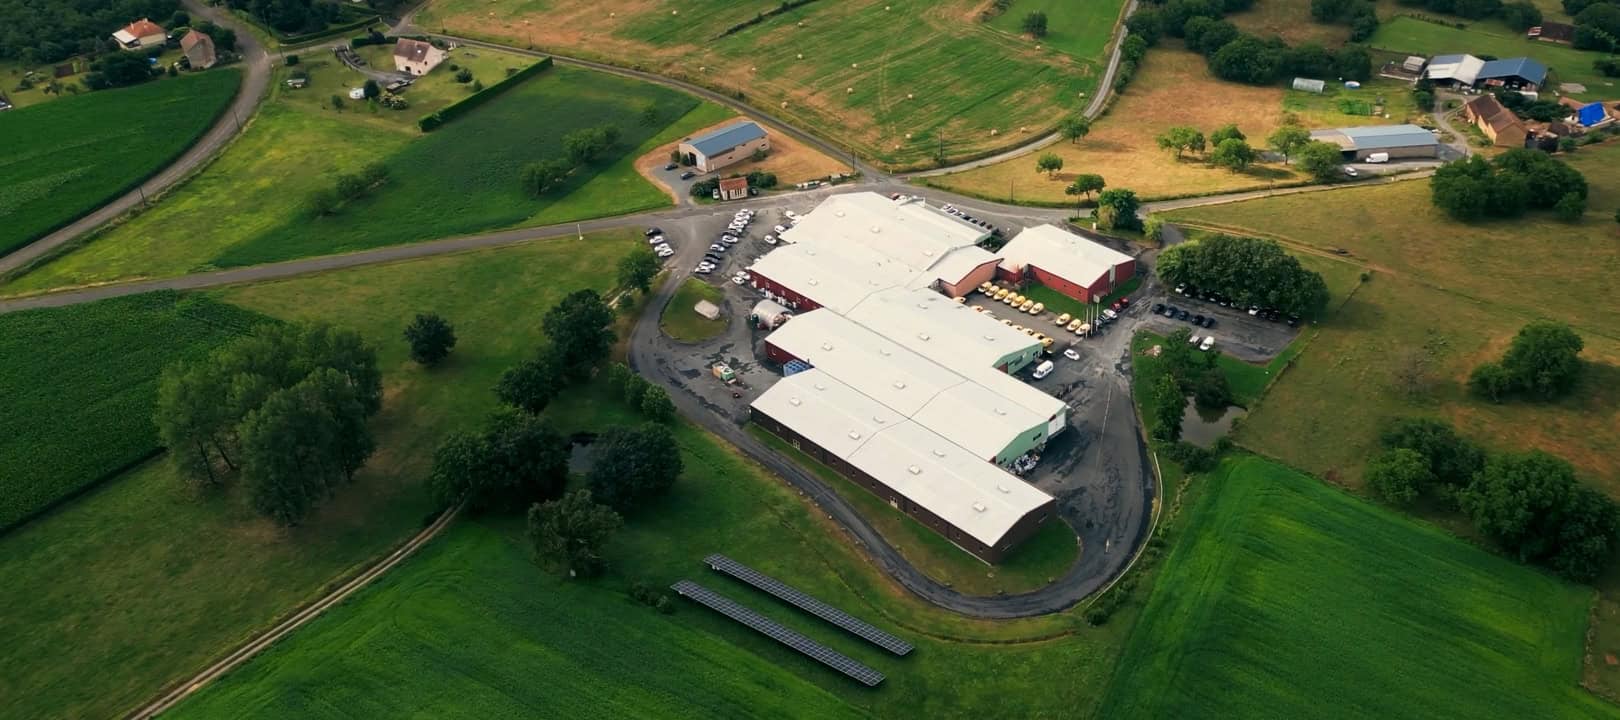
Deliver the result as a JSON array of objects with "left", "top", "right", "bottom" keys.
[{"left": 112, "top": 18, "right": 166, "bottom": 51}]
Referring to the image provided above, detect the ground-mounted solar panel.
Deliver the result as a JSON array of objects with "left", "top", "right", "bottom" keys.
[
  {"left": 704, "top": 554, "right": 914, "bottom": 656},
  {"left": 671, "top": 580, "right": 885, "bottom": 687}
]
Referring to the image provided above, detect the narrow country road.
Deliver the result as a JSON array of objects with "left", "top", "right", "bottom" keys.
[{"left": 0, "top": 0, "right": 271, "bottom": 277}]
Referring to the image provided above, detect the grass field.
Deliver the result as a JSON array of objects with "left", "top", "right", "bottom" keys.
[
  {"left": 0, "top": 233, "right": 638, "bottom": 718},
  {"left": 987, "top": 0, "right": 1125, "bottom": 59},
  {"left": 923, "top": 48, "right": 1305, "bottom": 203},
  {"left": 416, "top": 0, "right": 1123, "bottom": 168},
  {"left": 750, "top": 426, "right": 1081, "bottom": 596},
  {"left": 1282, "top": 78, "right": 1424, "bottom": 126},
  {"left": 1369, "top": 16, "right": 1618, "bottom": 98},
  {"left": 1168, "top": 145, "right": 1620, "bottom": 493},
  {"left": 0, "top": 292, "right": 261, "bottom": 532},
  {"left": 661, "top": 277, "right": 728, "bottom": 342},
  {"left": 276, "top": 46, "right": 533, "bottom": 131},
  {"left": 1227, "top": 0, "right": 1351, "bottom": 45},
  {"left": 213, "top": 65, "right": 699, "bottom": 266},
  {"left": 0, "top": 69, "right": 241, "bottom": 258},
  {"left": 3, "top": 64, "right": 713, "bottom": 295},
  {"left": 1099, "top": 455, "right": 1614, "bottom": 719}
]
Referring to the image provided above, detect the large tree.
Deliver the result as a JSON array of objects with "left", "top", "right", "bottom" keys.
[
  {"left": 1459, "top": 451, "right": 1619, "bottom": 580},
  {"left": 404, "top": 312, "right": 457, "bottom": 367},
  {"left": 1155, "top": 234, "right": 1330, "bottom": 317},
  {"left": 587, "top": 424, "right": 683, "bottom": 511},
  {"left": 528, "top": 489, "right": 622, "bottom": 578},
  {"left": 1156, "top": 126, "right": 1206, "bottom": 158},
  {"left": 496, "top": 356, "right": 561, "bottom": 414},
  {"left": 1471, "top": 320, "right": 1585, "bottom": 402},
  {"left": 1267, "top": 125, "right": 1311, "bottom": 165},
  {"left": 1149, "top": 371, "right": 1186, "bottom": 442},
  {"left": 1210, "top": 138, "right": 1256, "bottom": 173},
  {"left": 1058, "top": 115, "right": 1092, "bottom": 143},
  {"left": 617, "top": 247, "right": 660, "bottom": 294},
  {"left": 543, "top": 289, "right": 616, "bottom": 382},
  {"left": 1365, "top": 448, "right": 1432, "bottom": 506},
  {"left": 1095, "top": 188, "right": 1143, "bottom": 232},
  {"left": 1378, "top": 417, "right": 1485, "bottom": 489},
  {"left": 428, "top": 412, "right": 570, "bottom": 513},
  {"left": 1296, "top": 141, "right": 1345, "bottom": 181},
  {"left": 238, "top": 368, "right": 373, "bottom": 526},
  {"left": 1036, "top": 152, "right": 1065, "bottom": 178},
  {"left": 1065, "top": 174, "right": 1106, "bottom": 203}
]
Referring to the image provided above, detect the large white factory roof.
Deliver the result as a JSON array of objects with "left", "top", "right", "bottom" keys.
[{"left": 751, "top": 370, "right": 1053, "bottom": 548}]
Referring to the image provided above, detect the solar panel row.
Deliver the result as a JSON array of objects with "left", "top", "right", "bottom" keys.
[
  {"left": 704, "top": 553, "right": 914, "bottom": 656},
  {"left": 671, "top": 580, "right": 886, "bottom": 687}
]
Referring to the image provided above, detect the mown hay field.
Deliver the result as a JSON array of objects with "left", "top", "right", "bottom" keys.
[
  {"left": 0, "top": 291, "right": 261, "bottom": 531},
  {"left": 0, "top": 70, "right": 241, "bottom": 257},
  {"left": 1100, "top": 455, "right": 1614, "bottom": 720},
  {"left": 416, "top": 0, "right": 1125, "bottom": 168}
]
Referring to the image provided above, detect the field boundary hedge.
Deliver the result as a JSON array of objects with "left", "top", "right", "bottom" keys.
[
  {"left": 233, "top": 9, "right": 380, "bottom": 46},
  {"left": 0, "top": 69, "right": 245, "bottom": 260},
  {"left": 418, "top": 56, "right": 554, "bottom": 132},
  {"left": 714, "top": 0, "right": 822, "bottom": 39}
]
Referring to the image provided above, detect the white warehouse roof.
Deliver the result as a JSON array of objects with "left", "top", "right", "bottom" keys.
[
  {"left": 1425, "top": 53, "right": 1485, "bottom": 86},
  {"left": 752, "top": 370, "right": 1053, "bottom": 548},
  {"left": 996, "top": 224, "right": 1133, "bottom": 291}
]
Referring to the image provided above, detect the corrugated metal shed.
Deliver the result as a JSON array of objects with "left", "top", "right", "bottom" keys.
[
  {"left": 1292, "top": 77, "right": 1326, "bottom": 93},
  {"left": 686, "top": 121, "right": 768, "bottom": 157}
]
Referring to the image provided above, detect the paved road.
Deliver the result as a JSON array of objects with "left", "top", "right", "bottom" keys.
[
  {"left": 1140, "top": 168, "right": 1436, "bottom": 215},
  {"left": 0, "top": 0, "right": 271, "bottom": 277}
]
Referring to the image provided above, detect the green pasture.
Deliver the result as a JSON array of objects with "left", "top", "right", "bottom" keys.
[
  {"left": 660, "top": 277, "right": 728, "bottom": 342},
  {"left": 0, "top": 69, "right": 241, "bottom": 258},
  {"left": 0, "top": 292, "right": 260, "bottom": 532},
  {"left": 1282, "top": 77, "right": 1423, "bottom": 125},
  {"left": 1368, "top": 16, "right": 1616, "bottom": 98},
  {"left": 0, "top": 233, "right": 636, "bottom": 718},
  {"left": 278, "top": 45, "right": 534, "bottom": 130},
  {"left": 1099, "top": 455, "right": 1613, "bottom": 719},
  {"left": 986, "top": 0, "right": 1125, "bottom": 60},
  {"left": 212, "top": 64, "right": 699, "bottom": 267}
]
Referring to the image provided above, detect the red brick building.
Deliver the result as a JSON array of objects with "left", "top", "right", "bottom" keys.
[{"left": 995, "top": 224, "right": 1136, "bottom": 303}]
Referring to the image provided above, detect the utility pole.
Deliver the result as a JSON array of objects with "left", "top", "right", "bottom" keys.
[{"left": 576, "top": 222, "right": 583, "bottom": 241}]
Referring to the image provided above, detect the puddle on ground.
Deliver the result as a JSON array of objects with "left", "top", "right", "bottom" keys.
[{"left": 1181, "top": 401, "right": 1247, "bottom": 448}]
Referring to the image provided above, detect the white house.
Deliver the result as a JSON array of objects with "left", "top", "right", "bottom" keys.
[
  {"left": 112, "top": 18, "right": 166, "bottom": 51},
  {"left": 393, "top": 38, "right": 447, "bottom": 76}
]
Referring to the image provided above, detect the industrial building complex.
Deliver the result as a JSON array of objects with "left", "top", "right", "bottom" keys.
[{"left": 744, "top": 192, "right": 1135, "bottom": 562}]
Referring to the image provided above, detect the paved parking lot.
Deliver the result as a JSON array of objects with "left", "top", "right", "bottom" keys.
[{"left": 1135, "top": 290, "right": 1301, "bottom": 363}]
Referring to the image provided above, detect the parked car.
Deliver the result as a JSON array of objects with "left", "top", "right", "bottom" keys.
[
  {"left": 645, "top": 227, "right": 662, "bottom": 237},
  {"left": 1032, "top": 360, "right": 1055, "bottom": 380},
  {"left": 1063, "top": 348, "right": 1081, "bottom": 361},
  {"left": 764, "top": 234, "right": 777, "bottom": 245},
  {"left": 1343, "top": 166, "right": 1359, "bottom": 178},
  {"left": 710, "top": 244, "right": 726, "bottom": 252},
  {"left": 679, "top": 170, "right": 697, "bottom": 180},
  {"left": 1287, "top": 314, "right": 1301, "bottom": 327},
  {"left": 774, "top": 225, "right": 789, "bottom": 234},
  {"left": 1203, "top": 318, "right": 1217, "bottom": 329},
  {"left": 646, "top": 235, "right": 666, "bottom": 245},
  {"left": 1193, "top": 314, "right": 1205, "bottom": 326},
  {"left": 1188, "top": 334, "right": 1201, "bottom": 345},
  {"left": 1200, "top": 335, "right": 1216, "bottom": 351},
  {"left": 1175, "top": 309, "right": 1189, "bottom": 320},
  {"left": 1164, "top": 305, "right": 1177, "bottom": 317},
  {"left": 1152, "top": 303, "right": 1166, "bottom": 314},
  {"left": 664, "top": 163, "right": 678, "bottom": 171}
]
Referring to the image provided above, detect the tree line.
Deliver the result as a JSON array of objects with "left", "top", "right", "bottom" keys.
[
  {"left": 0, "top": 0, "right": 178, "bottom": 64},
  {"left": 155, "top": 322, "right": 383, "bottom": 525},
  {"left": 1430, "top": 149, "right": 1588, "bottom": 222},
  {"left": 519, "top": 124, "right": 622, "bottom": 197},
  {"left": 308, "top": 163, "right": 391, "bottom": 216},
  {"left": 1156, "top": 233, "right": 1332, "bottom": 317},
  {"left": 1127, "top": 0, "right": 1372, "bottom": 86},
  {"left": 223, "top": 0, "right": 339, "bottom": 34},
  {"left": 1366, "top": 416, "right": 1617, "bottom": 581}
]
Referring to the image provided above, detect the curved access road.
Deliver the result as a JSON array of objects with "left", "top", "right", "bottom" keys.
[{"left": 0, "top": 0, "right": 272, "bottom": 277}]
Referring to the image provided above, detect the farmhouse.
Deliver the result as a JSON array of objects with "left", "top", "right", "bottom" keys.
[
  {"left": 718, "top": 176, "right": 749, "bottom": 201},
  {"left": 393, "top": 38, "right": 447, "bottom": 76},
  {"left": 1528, "top": 22, "right": 1575, "bottom": 44},
  {"left": 995, "top": 224, "right": 1136, "bottom": 304},
  {"left": 112, "top": 18, "right": 166, "bottom": 51},
  {"left": 1308, "top": 124, "right": 1440, "bottom": 160},
  {"left": 679, "top": 121, "right": 769, "bottom": 172},
  {"left": 748, "top": 193, "right": 999, "bottom": 312},
  {"left": 181, "top": 30, "right": 216, "bottom": 70},
  {"left": 1461, "top": 95, "right": 1528, "bottom": 148}
]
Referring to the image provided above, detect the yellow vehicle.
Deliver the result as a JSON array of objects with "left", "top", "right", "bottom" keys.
[
  {"left": 994, "top": 288, "right": 1010, "bottom": 301},
  {"left": 954, "top": 296, "right": 967, "bottom": 304},
  {"left": 1041, "top": 336, "right": 1055, "bottom": 349},
  {"left": 972, "top": 304, "right": 986, "bottom": 313},
  {"left": 1030, "top": 302, "right": 1045, "bottom": 315},
  {"left": 1023, "top": 327, "right": 1036, "bottom": 336},
  {"left": 980, "top": 281, "right": 995, "bottom": 293},
  {"left": 1056, "top": 313, "right": 1072, "bottom": 326},
  {"left": 1002, "top": 318, "right": 1014, "bottom": 326},
  {"left": 1012, "top": 324, "right": 1025, "bottom": 333},
  {"left": 1066, "top": 319, "right": 1083, "bottom": 332},
  {"left": 1078, "top": 322, "right": 1092, "bottom": 334},
  {"left": 1018, "top": 299, "right": 1034, "bottom": 313},
  {"left": 1033, "top": 332, "right": 1048, "bottom": 343}
]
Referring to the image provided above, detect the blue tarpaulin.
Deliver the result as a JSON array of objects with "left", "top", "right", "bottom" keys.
[
  {"left": 1578, "top": 102, "right": 1607, "bottom": 127},
  {"left": 783, "top": 360, "right": 813, "bottom": 377}
]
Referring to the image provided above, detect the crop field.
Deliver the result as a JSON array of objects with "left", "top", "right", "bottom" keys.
[
  {"left": 165, "top": 382, "right": 1125, "bottom": 720},
  {"left": 1168, "top": 145, "right": 1620, "bottom": 492},
  {"left": 749, "top": 426, "right": 1080, "bottom": 596},
  {"left": 923, "top": 49, "right": 1305, "bottom": 203},
  {"left": 986, "top": 0, "right": 1126, "bottom": 59},
  {"left": 0, "top": 69, "right": 241, "bottom": 257},
  {"left": 1369, "top": 16, "right": 1615, "bottom": 98},
  {"left": 1099, "top": 456, "right": 1614, "bottom": 720},
  {"left": 0, "top": 291, "right": 261, "bottom": 532},
  {"left": 0, "top": 233, "right": 638, "bottom": 718},
  {"left": 213, "top": 64, "right": 699, "bottom": 267},
  {"left": 417, "top": 0, "right": 1120, "bottom": 168}
]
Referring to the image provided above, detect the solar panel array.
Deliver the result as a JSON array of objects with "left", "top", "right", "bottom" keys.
[
  {"left": 671, "top": 580, "right": 886, "bottom": 687},
  {"left": 705, "top": 554, "right": 914, "bottom": 656}
]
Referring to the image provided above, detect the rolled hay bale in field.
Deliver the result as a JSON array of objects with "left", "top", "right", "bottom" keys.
[
  {"left": 781, "top": 101, "right": 788, "bottom": 108},
  {"left": 907, "top": 93, "right": 913, "bottom": 99},
  {"left": 852, "top": 63, "right": 858, "bottom": 68},
  {"left": 797, "top": 53, "right": 803, "bottom": 59},
  {"left": 990, "top": 128, "right": 999, "bottom": 136},
  {"left": 847, "top": 87, "right": 853, "bottom": 93}
]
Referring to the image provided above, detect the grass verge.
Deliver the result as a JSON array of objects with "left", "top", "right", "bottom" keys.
[{"left": 660, "top": 277, "right": 728, "bottom": 342}]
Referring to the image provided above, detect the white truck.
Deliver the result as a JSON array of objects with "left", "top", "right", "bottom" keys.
[{"left": 1032, "top": 360, "right": 1055, "bottom": 380}]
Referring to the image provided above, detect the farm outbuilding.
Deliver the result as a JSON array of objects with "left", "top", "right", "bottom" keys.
[
  {"left": 717, "top": 176, "right": 749, "bottom": 201},
  {"left": 1529, "top": 22, "right": 1575, "bottom": 44},
  {"left": 1424, "top": 54, "right": 1485, "bottom": 87},
  {"left": 181, "top": 30, "right": 216, "bottom": 70},
  {"left": 994, "top": 224, "right": 1136, "bottom": 304},
  {"left": 679, "top": 121, "right": 770, "bottom": 172},
  {"left": 1477, "top": 57, "right": 1547, "bottom": 92},
  {"left": 1461, "top": 95, "right": 1528, "bottom": 148},
  {"left": 1309, "top": 124, "right": 1440, "bottom": 160},
  {"left": 1292, "top": 78, "right": 1325, "bottom": 93},
  {"left": 694, "top": 299, "right": 721, "bottom": 321}
]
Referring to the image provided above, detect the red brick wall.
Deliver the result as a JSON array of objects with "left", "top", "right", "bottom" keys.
[
  {"left": 751, "top": 271, "right": 822, "bottom": 312},
  {"left": 940, "top": 258, "right": 1002, "bottom": 297}
]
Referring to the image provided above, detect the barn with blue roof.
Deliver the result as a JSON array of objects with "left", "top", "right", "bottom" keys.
[
  {"left": 1476, "top": 57, "right": 1548, "bottom": 92},
  {"left": 678, "top": 120, "right": 771, "bottom": 172}
]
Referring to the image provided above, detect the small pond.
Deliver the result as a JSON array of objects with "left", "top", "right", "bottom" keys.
[{"left": 1180, "top": 400, "right": 1248, "bottom": 448}]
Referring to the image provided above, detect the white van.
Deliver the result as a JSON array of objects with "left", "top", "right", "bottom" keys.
[
  {"left": 1366, "top": 152, "right": 1390, "bottom": 164},
  {"left": 1032, "top": 360, "right": 1055, "bottom": 380}
]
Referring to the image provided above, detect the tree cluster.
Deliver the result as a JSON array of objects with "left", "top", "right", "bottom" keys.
[
  {"left": 1021, "top": 11, "right": 1048, "bottom": 37},
  {"left": 1144, "top": 327, "right": 1233, "bottom": 442},
  {"left": 308, "top": 162, "right": 390, "bottom": 216},
  {"left": 1429, "top": 150, "right": 1587, "bottom": 221},
  {"left": 606, "top": 363, "right": 676, "bottom": 422},
  {"left": 616, "top": 247, "right": 660, "bottom": 297},
  {"left": 1094, "top": 188, "right": 1142, "bottom": 232},
  {"left": 224, "top": 0, "right": 339, "bottom": 34},
  {"left": 1369, "top": 417, "right": 1617, "bottom": 581},
  {"left": 494, "top": 289, "right": 616, "bottom": 415},
  {"left": 0, "top": 0, "right": 178, "bottom": 63},
  {"left": 1468, "top": 320, "right": 1585, "bottom": 403},
  {"left": 1308, "top": 0, "right": 1379, "bottom": 41},
  {"left": 1493, "top": 88, "right": 1571, "bottom": 122},
  {"left": 528, "top": 489, "right": 622, "bottom": 578},
  {"left": 429, "top": 410, "right": 570, "bottom": 513},
  {"left": 85, "top": 51, "right": 156, "bottom": 90},
  {"left": 586, "top": 423, "right": 683, "bottom": 512},
  {"left": 519, "top": 124, "right": 621, "bottom": 197},
  {"left": 1396, "top": 0, "right": 1511, "bottom": 21},
  {"left": 1571, "top": 0, "right": 1620, "bottom": 51},
  {"left": 1128, "top": 0, "right": 1372, "bottom": 85},
  {"left": 194, "top": 19, "right": 238, "bottom": 52},
  {"left": 155, "top": 322, "right": 382, "bottom": 525},
  {"left": 1155, "top": 233, "right": 1331, "bottom": 317}
]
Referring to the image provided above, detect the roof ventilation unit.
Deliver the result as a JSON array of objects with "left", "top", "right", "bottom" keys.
[
  {"left": 972, "top": 502, "right": 987, "bottom": 512},
  {"left": 907, "top": 465, "right": 922, "bottom": 475},
  {"left": 820, "top": 342, "right": 834, "bottom": 351},
  {"left": 848, "top": 430, "right": 862, "bottom": 440},
  {"left": 789, "top": 397, "right": 802, "bottom": 406},
  {"left": 893, "top": 380, "right": 906, "bottom": 389}
]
